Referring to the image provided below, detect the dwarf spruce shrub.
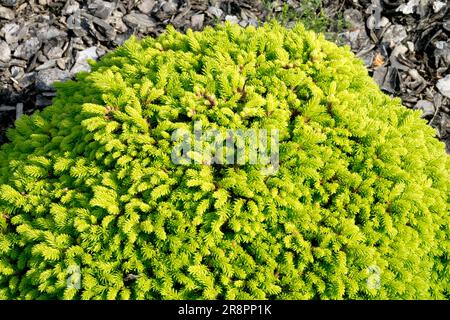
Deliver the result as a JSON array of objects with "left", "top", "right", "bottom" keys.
[{"left": 0, "top": 22, "right": 449, "bottom": 300}]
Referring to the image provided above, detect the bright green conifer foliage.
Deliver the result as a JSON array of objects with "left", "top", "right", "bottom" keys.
[{"left": 0, "top": 22, "right": 449, "bottom": 300}]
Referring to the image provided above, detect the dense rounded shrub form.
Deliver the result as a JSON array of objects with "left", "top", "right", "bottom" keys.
[{"left": 0, "top": 22, "right": 449, "bottom": 300}]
